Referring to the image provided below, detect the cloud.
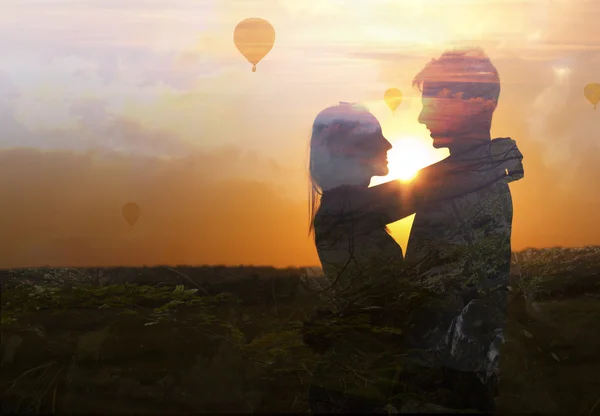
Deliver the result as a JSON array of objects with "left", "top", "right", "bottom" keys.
[
  {"left": 525, "top": 60, "right": 599, "bottom": 177},
  {"left": 0, "top": 0, "right": 225, "bottom": 88},
  {"left": 0, "top": 90, "right": 197, "bottom": 156},
  {"left": 0, "top": 0, "right": 598, "bottom": 264}
]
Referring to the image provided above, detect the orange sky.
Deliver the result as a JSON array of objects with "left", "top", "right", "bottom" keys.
[{"left": 0, "top": 0, "right": 598, "bottom": 268}]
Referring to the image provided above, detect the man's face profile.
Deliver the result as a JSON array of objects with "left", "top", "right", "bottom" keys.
[
  {"left": 418, "top": 81, "right": 496, "bottom": 149},
  {"left": 418, "top": 83, "right": 469, "bottom": 149}
]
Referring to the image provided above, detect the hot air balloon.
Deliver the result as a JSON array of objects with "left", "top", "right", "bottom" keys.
[
  {"left": 233, "top": 17, "right": 276, "bottom": 72},
  {"left": 384, "top": 88, "right": 402, "bottom": 114},
  {"left": 584, "top": 83, "right": 600, "bottom": 110},
  {"left": 122, "top": 202, "right": 141, "bottom": 227}
]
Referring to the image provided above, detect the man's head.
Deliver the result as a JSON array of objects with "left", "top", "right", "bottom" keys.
[{"left": 413, "top": 48, "right": 500, "bottom": 151}]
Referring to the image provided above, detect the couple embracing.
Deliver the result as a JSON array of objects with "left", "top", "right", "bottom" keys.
[{"left": 303, "top": 47, "right": 524, "bottom": 413}]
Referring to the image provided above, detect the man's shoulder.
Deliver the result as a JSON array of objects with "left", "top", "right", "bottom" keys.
[{"left": 412, "top": 179, "right": 513, "bottom": 225}]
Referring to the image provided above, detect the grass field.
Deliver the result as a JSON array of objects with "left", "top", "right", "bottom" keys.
[{"left": 1, "top": 247, "right": 599, "bottom": 414}]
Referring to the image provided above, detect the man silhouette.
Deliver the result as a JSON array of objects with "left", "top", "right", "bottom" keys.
[{"left": 404, "top": 48, "right": 524, "bottom": 412}]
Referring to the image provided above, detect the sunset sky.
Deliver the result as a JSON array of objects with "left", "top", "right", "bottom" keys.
[{"left": 0, "top": 0, "right": 598, "bottom": 268}]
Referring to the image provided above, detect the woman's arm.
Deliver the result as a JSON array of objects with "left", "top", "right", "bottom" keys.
[
  {"left": 417, "top": 137, "right": 523, "bottom": 183},
  {"left": 348, "top": 138, "right": 524, "bottom": 223}
]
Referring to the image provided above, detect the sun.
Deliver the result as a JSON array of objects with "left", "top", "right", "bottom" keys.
[
  {"left": 368, "top": 136, "right": 445, "bottom": 252},
  {"left": 387, "top": 146, "right": 421, "bottom": 182},
  {"left": 377, "top": 136, "right": 441, "bottom": 184}
]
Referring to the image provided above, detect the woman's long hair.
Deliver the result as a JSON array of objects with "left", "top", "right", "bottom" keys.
[{"left": 308, "top": 122, "right": 328, "bottom": 237}]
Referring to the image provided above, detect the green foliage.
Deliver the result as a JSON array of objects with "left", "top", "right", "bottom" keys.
[
  {"left": 515, "top": 246, "right": 600, "bottom": 300},
  {"left": 1, "top": 283, "right": 240, "bottom": 326},
  {"left": 1, "top": 251, "right": 598, "bottom": 414}
]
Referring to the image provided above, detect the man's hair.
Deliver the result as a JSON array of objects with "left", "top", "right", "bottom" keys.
[{"left": 412, "top": 47, "right": 500, "bottom": 103}]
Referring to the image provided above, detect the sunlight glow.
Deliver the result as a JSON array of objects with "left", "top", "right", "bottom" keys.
[
  {"left": 370, "top": 135, "right": 448, "bottom": 253},
  {"left": 553, "top": 67, "right": 571, "bottom": 78},
  {"left": 385, "top": 136, "right": 437, "bottom": 182}
]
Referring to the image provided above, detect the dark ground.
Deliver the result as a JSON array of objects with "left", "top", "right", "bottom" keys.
[{"left": 1, "top": 247, "right": 599, "bottom": 414}]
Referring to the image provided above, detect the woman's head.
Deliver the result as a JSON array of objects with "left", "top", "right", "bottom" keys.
[
  {"left": 308, "top": 102, "right": 392, "bottom": 232},
  {"left": 310, "top": 102, "right": 391, "bottom": 190}
]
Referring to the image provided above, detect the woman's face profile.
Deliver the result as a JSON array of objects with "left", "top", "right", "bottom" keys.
[
  {"left": 345, "top": 129, "right": 392, "bottom": 178},
  {"left": 336, "top": 111, "right": 392, "bottom": 180},
  {"left": 313, "top": 106, "right": 392, "bottom": 188}
]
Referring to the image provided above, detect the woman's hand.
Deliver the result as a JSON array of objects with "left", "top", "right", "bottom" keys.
[{"left": 489, "top": 137, "right": 524, "bottom": 181}]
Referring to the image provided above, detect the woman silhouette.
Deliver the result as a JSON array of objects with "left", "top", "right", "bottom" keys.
[{"left": 306, "top": 102, "right": 522, "bottom": 413}]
